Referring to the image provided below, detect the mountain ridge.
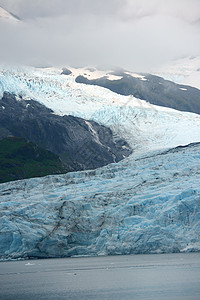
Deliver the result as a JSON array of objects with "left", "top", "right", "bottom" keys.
[
  {"left": 75, "top": 72, "right": 200, "bottom": 114},
  {"left": 0, "top": 92, "right": 132, "bottom": 174},
  {"left": 0, "top": 6, "right": 20, "bottom": 23}
]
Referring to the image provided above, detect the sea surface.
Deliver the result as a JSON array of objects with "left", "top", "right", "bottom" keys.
[{"left": 0, "top": 253, "right": 200, "bottom": 299}]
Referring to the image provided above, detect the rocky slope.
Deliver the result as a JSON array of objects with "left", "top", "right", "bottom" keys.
[
  {"left": 0, "top": 92, "right": 132, "bottom": 172},
  {"left": 75, "top": 72, "right": 200, "bottom": 114},
  {"left": 0, "top": 137, "right": 66, "bottom": 183}
]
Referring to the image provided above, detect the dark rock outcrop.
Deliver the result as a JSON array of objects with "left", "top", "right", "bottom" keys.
[
  {"left": 0, "top": 92, "right": 132, "bottom": 172},
  {"left": 61, "top": 68, "right": 72, "bottom": 75}
]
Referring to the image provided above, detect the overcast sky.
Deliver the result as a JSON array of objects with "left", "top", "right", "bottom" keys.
[{"left": 0, "top": 0, "right": 199, "bottom": 71}]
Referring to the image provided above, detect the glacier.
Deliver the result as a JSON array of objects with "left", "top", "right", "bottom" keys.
[
  {"left": 0, "top": 65, "right": 200, "bottom": 259},
  {"left": 1, "top": 65, "right": 200, "bottom": 152},
  {"left": 1, "top": 143, "right": 200, "bottom": 259}
]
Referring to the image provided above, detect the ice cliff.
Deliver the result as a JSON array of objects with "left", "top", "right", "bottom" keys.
[{"left": 1, "top": 143, "right": 200, "bottom": 259}]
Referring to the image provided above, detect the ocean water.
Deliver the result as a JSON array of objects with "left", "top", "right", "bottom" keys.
[{"left": 0, "top": 252, "right": 200, "bottom": 299}]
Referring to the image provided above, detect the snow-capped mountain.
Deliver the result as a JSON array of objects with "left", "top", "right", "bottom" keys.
[
  {"left": 0, "top": 65, "right": 200, "bottom": 259},
  {"left": 1, "top": 65, "right": 200, "bottom": 153},
  {"left": 0, "top": 6, "right": 20, "bottom": 23},
  {"left": 153, "top": 56, "right": 200, "bottom": 90},
  {"left": 74, "top": 67, "right": 200, "bottom": 114}
]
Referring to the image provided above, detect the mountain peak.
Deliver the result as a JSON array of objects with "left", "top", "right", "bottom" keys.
[{"left": 0, "top": 6, "right": 20, "bottom": 23}]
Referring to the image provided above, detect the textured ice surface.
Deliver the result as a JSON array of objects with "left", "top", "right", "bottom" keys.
[
  {"left": 1, "top": 65, "right": 200, "bottom": 153},
  {"left": 0, "top": 143, "right": 200, "bottom": 259},
  {"left": 0, "top": 66, "right": 200, "bottom": 259}
]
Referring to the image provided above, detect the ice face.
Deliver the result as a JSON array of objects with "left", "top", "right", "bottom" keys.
[{"left": 0, "top": 142, "right": 200, "bottom": 259}]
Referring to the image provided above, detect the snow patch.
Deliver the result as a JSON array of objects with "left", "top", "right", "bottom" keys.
[
  {"left": 125, "top": 72, "right": 147, "bottom": 81},
  {"left": 62, "top": 66, "right": 123, "bottom": 81},
  {"left": 84, "top": 120, "right": 103, "bottom": 146}
]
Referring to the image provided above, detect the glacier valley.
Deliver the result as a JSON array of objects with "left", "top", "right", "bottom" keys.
[{"left": 0, "top": 66, "right": 200, "bottom": 259}]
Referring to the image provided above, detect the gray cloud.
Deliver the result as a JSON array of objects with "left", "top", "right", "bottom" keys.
[
  {"left": 0, "top": 0, "right": 122, "bottom": 19},
  {"left": 121, "top": 0, "right": 200, "bottom": 23},
  {"left": 0, "top": 0, "right": 199, "bottom": 71}
]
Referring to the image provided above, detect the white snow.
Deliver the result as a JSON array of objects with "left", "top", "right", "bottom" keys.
[
  {"left": 62, "top": 66, "right": 123, "bottom": 81},
  {"left": 84, "top": 120, "right": 103, "bottom": 146},
  {"left": 125, "top": 72, "right": 147, "bottom": 81}
]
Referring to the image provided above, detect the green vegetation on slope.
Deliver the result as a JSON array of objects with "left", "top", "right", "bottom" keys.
[{"left": 0, "top": 137, "right": 67, "bottom": 183}]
